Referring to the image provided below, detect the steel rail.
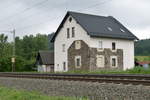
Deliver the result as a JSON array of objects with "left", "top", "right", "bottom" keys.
[{"left": 0, "top": 72, "right": 150, "bottom": 86}]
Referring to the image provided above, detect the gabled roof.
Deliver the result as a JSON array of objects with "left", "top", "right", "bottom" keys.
[
  {"left": 36, "top": 51, "right": 54, "bottom": 65},
  {"left": 51, "top": 11, "right": 138, "bottom": 42}
]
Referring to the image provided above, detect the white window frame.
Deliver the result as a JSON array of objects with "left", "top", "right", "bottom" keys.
[
  {"left": 75, "top": 56, "right": 81, "bottom": 68},
  {"left": 75, "top": 41, "right": 81, "bottom": 50},
  {"left": 62, "top": 44, "right": 65, "bottom": 52},
  {"left": 110, "top": 56, "right": 118, "bottom": 68},
  {"left": 97, "top": 41, "right": 103, "bottom": 52},
  {"left": 96, "top": 55, "right": 105, "bottom": 68}
]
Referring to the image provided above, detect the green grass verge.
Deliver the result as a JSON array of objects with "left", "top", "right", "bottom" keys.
[
  {"left": 61, "top": 66, "right": 150, "bottom": 74},
  {"left": 135, "top": 56, "right": 150, "bottom": 61},
  {"left": 0, "top": 86, "right": 88, "bottom": 100}
]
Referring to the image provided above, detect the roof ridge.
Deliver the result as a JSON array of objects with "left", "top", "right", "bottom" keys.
[{"left": 68, "top": 11, "right": 108, "bottom": 18}]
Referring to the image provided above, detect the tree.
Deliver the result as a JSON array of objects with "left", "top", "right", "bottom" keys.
[
  {"left": 0, "top": 34, "right": 8, "bottom": 43},
  {"left": 0, "top": 33, "right": 49, "bottom": 72},
  {"left": 0, "top": 34, "right": 12, "bottom": 58}
]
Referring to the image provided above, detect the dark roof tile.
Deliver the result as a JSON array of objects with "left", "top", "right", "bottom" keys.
[
  {"left": 37, "top": 51, "right": 54, "bottom": 65},
  {"left": 51, "top": 11, "right": 138, "bottom": 42}
]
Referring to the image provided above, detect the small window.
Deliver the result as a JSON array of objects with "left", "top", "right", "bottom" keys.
[
  {"left": 67, "top": 28, "right": 70, "bottom": 38},
  {"left": 112, "top": 58, "right": 116, "bottom": 67},
  {"left": 120, "top": 28, "right": 125, "bottom": 32},
  {"left": 72, "top": 27, "right": 75, "bottom": 37},
  {"left": 63, "top": 62, "right": 66, "bottom": 71},
  {"left": 98, "top": 41, "right": 103, "bottom": 49},
  {"left": 62, "top": 44, "right": 65, "bottom": 52},
  {"left": 111, "top": 56, "right": 118, "bottom": 68},
  {"left": 75, "top": 41, "right": 81, "bottom": 49},
  {"left": 69, "top": 17, "right": 72, "bottom": 22},
  {"left": 112, "top": 42, "right": 116, "bottom": 50},
  {"left": 75, "top": 56, "right": 81, "bottom": 68},
  {"left": 107, "top": 27, "right": 113, "bottom": 31}
]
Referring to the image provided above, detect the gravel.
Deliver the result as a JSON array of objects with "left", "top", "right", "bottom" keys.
[{"left": 0, "top": 77, "right": 150, "bottom": 100}]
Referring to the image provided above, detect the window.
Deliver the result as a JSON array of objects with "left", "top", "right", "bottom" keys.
[
  {"left": 67, "top": 28, "right": 70, "bottom": 38},
  {"left": 120, "top": 28, "right": 125, "bottom": 33},
  {"left": 75, "top": 41, "right": 81, "bottom": 49},
  {"left": 75, "top": 56, "right": 81, "bottom": 68},
  {"left": 111, "top": 56, "right": 118, "bottom": 68},
  {"left": 62, "top": 44, "right": 65, "bottom": 52},
  {"left": 72, "top": 27, "right": 75, "bottom": 37},
  {"left": 112, "top": 42, "right": 116, "bottom": 50},
  {"left": 98, "top": 41, "right": 103, "bottom": 49},
  {"left": 63, "top": 62, "right": 66, "bottom": 71},
  {"left": 69, "top": 17, "right": 72, "bottom": 22},
  {"left": 96, "top": 55, "right": 104, "bottom": 68},
  {"left": 107, "top": 27, "right": 113, "bottom": 31},
  {"left": 112, "top": 58, "right": 116, "bottom": 67},
  {"left": 57, "top": 64, "right": 59, "bottom": 67}
]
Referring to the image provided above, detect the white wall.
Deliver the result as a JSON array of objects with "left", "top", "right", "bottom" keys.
[
  {"left": 54, "top": 16, "right": 90, "bottom": 72},
  {"left": 90, "top": 37, "right": 135, "bottom": 70},
  {"left": 38, "top": 65, "right": 46, "bottom": 72},
  {"left": 54, "top": 15, "right": 135, "bottom": 72}
]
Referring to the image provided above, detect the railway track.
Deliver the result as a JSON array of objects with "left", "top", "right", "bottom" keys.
[{"left": 0, "top": 72, "right": 150, "bottom": 86}]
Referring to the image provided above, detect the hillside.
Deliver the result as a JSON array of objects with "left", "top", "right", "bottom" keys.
[{"left": 135, "top": 39, "right": 150, "bottom": 56}]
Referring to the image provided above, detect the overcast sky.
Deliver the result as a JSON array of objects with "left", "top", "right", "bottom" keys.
[{"left": 0, "top": 0, "right": 150, "bottom": 41}]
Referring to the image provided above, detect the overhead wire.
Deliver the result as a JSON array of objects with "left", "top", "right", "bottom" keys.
[
  {"left": 0, "top": 0, "right": 49, "bottom": 24},
  {"left": 77, "top": 0, "right": 112, "bottom": 11},
  {"left": 15, "top": 0, "right": 113, "bottom": 31},
  {"left": 0, "top": 0, "right": 113, "bottom": 32}
]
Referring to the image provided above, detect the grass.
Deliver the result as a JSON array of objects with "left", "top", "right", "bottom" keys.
[
  {"left": 135, "top": 56, "right": 150, "bottom": 61},
  {"left": 0, "top": 86, "right": 88, "bottom": 100},
  {"left": 61, "top": 66, "right": 150, "bottom": 74}
]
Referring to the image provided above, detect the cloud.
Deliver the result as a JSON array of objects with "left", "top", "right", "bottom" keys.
[{"left": 0, "top": 0, "right": 150, "bottom": 40}]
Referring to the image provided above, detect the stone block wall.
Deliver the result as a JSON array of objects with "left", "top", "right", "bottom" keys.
[
  {"left": 68, "top": 40, "right": 123, "bottom": 71},
  {"left": 90, "top": 48, "right": 123, "bottom": 71},
  {"left": 68, "top": 40, "right": 90, "bottom": 71}
]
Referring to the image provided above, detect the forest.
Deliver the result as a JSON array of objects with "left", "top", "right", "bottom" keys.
[
  {"left": 0, "top": 33, "right": 53, "bottom": 72},
  {"left": 135, "top": 39, "right": 150, "bottom": 56}
]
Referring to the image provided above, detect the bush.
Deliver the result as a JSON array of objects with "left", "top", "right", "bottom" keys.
[{"left": 0, "top": 56, "right": 36, "bottom": 72}]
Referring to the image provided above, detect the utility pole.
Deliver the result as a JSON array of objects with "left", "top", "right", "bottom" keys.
[
  {"left": 0, "top": 29, "right": 16, "bottom": 72},
  {"left": 11, "top": 29, "right": 15, "bottom": 72}
]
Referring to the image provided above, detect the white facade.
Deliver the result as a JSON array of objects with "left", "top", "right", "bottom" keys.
[
  {"left": 38, "top": 65, "right": 52, "bottom": 72},
  {"left": 54, "top": 16, "right": 90, "bottom": 72},
  {"left": 54, "top": 15, "right": 135, "bottom": 72},
  {"left": 90, "top": 37, "right": 134, "bottom": 70}
]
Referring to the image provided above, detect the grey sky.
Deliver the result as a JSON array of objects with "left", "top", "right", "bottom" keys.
[{"left": 0, "top": 0, "right": 150, "bottom": 41}]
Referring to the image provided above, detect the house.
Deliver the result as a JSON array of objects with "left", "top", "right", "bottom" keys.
[
  {"left": 36, "top": 51, "right": 54, "bottom": 72},
  {"left": 51, "top": 11, "right": 138, "bottom": 72},
  {"left": 136, "top": 61, "right": 150, "bottom": 68}
]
